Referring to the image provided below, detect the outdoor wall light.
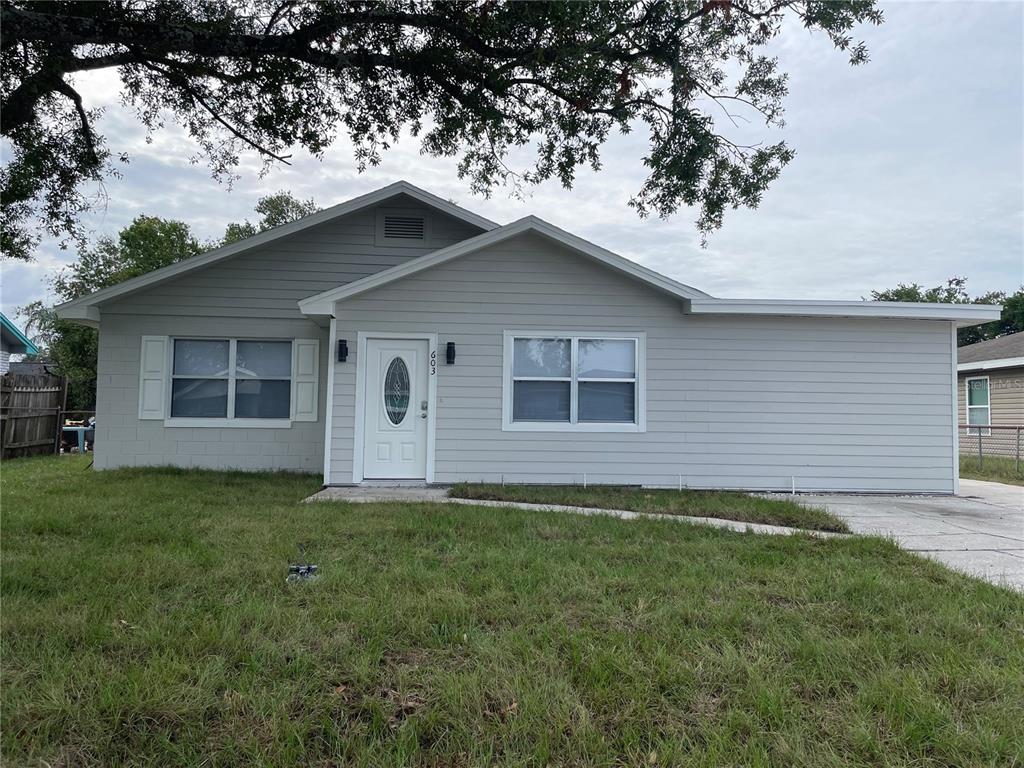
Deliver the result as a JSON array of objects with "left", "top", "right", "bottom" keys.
[
  {"left": 446, "top": 341, "right": 456, "bottom": 365},
  {"left": 337, "top": 339, "right": 348, "bottom": 362}
]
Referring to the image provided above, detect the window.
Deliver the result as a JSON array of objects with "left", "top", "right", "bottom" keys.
[
  {"left": 965, "top": 376, "right": 990, "bottom": 435},
  {"left": 384, "top": 357, "right": 411, "bottom": 425},
  {"left": 171, "top": 339, "right": 291, "bottom": 420},
  {"left": 504, "top": 332, "right": 644, "bottom": 432}
]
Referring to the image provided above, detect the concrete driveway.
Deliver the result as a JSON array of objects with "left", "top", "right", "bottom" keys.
[{"left": 796, "top": 479, "right": 1024, "bottom": 591}]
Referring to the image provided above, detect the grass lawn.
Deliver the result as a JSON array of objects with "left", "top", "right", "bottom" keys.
[
  {"left": 449, "top": 483, "right": 849, "bottom": 533},
  {"left": 960, "top": 454, "right": 1024, "bottom": 486},
  {"left": 3, "top": 456, "right": 1023, "bottom": 767}
]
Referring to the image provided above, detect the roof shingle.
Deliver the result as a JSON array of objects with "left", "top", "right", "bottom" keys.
[{"left": 958, "top": 331, "right": 1024, "bottom": 364}]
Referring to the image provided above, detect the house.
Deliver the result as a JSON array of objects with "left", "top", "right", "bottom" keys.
[
  {"left": 7, "top": 361, "right": 50, "bottom": 376},
  {"left": 957, "top": 332, "right": 1024, "bottom": 450},
  {"left": 56, "top": 181, "right": 1001, "bottom": 493},
  {"left": 0, "top": 313, "right": 38, "bottom": 374}
]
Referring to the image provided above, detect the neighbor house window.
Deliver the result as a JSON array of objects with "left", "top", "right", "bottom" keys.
[
  {"left": 503, "top": 332, "right": 644, "bottom": 432},
  {"left": 965, "top": 376, "right": 990, "bottom": 435},
  {"left": 171, "top": 339, "right": 291, "bottom": 419}
]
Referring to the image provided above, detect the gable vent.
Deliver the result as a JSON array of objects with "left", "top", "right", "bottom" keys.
[{"left": 383, "top": 215, "right": 425, "bottom": 240}]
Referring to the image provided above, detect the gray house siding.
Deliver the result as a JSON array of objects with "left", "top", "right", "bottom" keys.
[
  {"left": 94, "top": 314, "right": 328, "bottom": 471},
  {"left": 91, "top": 199, "right": 483, "bottom": 471},
  {"left": 329, "top": 232, "right": 956, "bottom": 492},
  {"left": 103, "top": 196, "right": 484, "bottom": 320}
]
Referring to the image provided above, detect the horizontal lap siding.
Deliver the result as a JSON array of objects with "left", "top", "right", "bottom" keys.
[
  {"left": 95, "top": 315, "right": 328, "bottom": 472},
  {"left": 102, "top": 197, "right": 483, "bottom": 319},
  {"left": 330, "top": 232, "right": 956, "bottom": 492},
  {"left": 92, "top": 199, "right": 484, "bottom": 471}
]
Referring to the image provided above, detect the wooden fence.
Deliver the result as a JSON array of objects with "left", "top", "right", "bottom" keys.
[{"left": 1, "top": 372, "right": 67, "bottom": 460}]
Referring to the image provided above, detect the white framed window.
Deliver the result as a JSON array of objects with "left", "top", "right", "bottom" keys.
[
  {"left": 170, "top": 338, "right": 291, "bottom": 422},
  {"left": 502, "top": 331, "right": 645, "bottom": 432},
  {"left": 965, "top": 376, "right": 991, "bottom": 436}
]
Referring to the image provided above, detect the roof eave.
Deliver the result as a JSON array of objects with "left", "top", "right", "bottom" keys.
[
  {"left": 0, "top": 312, "right": 41, "bottom": 353},
  {"left": 54, "top": 304, "right": 101, "bottom": 328},
  {"left": 957, "top": 356, "right": 1024, "bottom": 373},
  {"left": 688, "top": 299, "right": 1003, "bottom": 326}
]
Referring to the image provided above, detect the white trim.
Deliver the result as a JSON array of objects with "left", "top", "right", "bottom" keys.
[
  {"left": 964, "top": 374, "right": 992, "bottom": 436},
  {"left": 322, "top": 317, "right": 337, "bottom": 484},
  {"left": 163, "top": 417, "right": 291, "bottom": 429},
  {"left": 950, "top": 323, "right": 959, "bottom": 494},
  {"left": 299, "top": 217, "right": 709, "bottom": 316},
  {"left": 54, "top": 181, "right": 497, "bottom": 324},
  {"left": 957, "top": 356, "right": 1024, "bottom": 373},
  {"left": 352, "top": 331, "right": 438, "bottom": 484},
  {"left": 500, "top": 330, "right": 646, "bottom": 433},
  {"left": 59, "top": 304, "right": 100, "bottom": 328},
  {"left": 688, "top": 298, "right": 1003, "bottom": 325}
]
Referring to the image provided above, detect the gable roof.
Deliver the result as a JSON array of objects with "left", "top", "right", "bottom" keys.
[
  {"left": 51, "top": 179, "right": 1003, "bottom": 330},
  {"left": 297, "top": 215, "right": 711, "bottom": 316},
  {"left": 1, "top": 312, "right": 39, "bottom": 355},
  {"left": 55, "top": 181, "right": 499, "bottom": 326},
  {"left": 957, "top": 330, "right": 1024, "bottom": 372},
  {"left": 297, "top": 215, "right": 1001, "bottom": 326}
]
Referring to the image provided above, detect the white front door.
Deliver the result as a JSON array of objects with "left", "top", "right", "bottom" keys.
[{"left": 362, "top": 338, "right": 429, "bottom": 479}]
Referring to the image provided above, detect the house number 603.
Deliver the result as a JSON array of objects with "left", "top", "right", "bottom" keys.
[{"left": 430, "top": 350, "right": 437, "bottom": 375}]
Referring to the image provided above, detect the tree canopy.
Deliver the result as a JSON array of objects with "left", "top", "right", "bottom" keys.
[
  {"left": 19, "top": 215, "right": 203, "bottom": 409},
  {"left": 1, "top": 0, "right": 882, "bottom": 260},
  {"left": 869, "top": 277, "right": 1024, "bottom": 346},
  {"left": 222, "top": 191, "right": 319, "bottom": 244}
]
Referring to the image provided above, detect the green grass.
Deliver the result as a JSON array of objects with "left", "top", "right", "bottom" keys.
[
  {"left": 3, "top": 456, "right": 1023, "bottom": 767},
  {"left": 449, "top": 483, "right": 850, "bottom": 533},
  {"left": 960, "top": 454, "right": 1024, "bottom": 486}
]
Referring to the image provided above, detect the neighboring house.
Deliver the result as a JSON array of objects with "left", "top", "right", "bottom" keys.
[
  {"left": 0, "top": 313, "right": 38, "bottom": 374},
  {"left": 56, "top": 181, "right": 1001, "bottom": 493},
  {"left": 957, "top": 331, "right": 1024, "bottom": 441},
  {"left": 7, "top": 361, "right": 50, "bottom": 376}
]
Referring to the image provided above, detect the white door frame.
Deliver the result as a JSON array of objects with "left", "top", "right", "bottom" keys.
[{"left": 352, "top": 331, "right": 438, "bottom": 483}]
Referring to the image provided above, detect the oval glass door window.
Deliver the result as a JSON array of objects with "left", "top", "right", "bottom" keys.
[{"left": 384, "top": 357, "right": 411, "bottom": 425}]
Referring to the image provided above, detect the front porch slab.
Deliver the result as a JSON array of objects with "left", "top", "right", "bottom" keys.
[{"left": 306, "top": 486, "right": 449, "bottom": 504}]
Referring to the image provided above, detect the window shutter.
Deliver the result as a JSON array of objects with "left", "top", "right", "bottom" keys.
[
  {"left": 291, "top": 339, "right": 320, "bottom": 421},
  {"left": 138, "top": 336, "right": 168, "bottom": 420}
]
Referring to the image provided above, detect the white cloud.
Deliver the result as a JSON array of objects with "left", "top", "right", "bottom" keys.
[{"left": 2, "top": 1, "right": 1021, "bottom": 320}]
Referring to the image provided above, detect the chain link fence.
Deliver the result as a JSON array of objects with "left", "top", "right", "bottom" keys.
[{"left": 959, "top": 425, "right": 1022, "bottom": 473}]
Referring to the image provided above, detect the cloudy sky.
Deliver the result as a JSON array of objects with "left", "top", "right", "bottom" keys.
[{"left": 2, "top": 1, "right": 1022, "bottom": 321}]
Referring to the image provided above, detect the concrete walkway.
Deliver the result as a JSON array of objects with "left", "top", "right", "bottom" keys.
[
  {"left": 305, "top": 486, "right": 845, "bottom": 539},
  {"left": 306, "top": 481, "right": 1023, "bottom": 591},
  {"left": 793, "top": 479, "right": 1024, "bottom": 591}
]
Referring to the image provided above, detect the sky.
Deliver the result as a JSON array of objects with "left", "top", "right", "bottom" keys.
[{"left": 2, "top": 1, "right": 1022, "bottom": 323}]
